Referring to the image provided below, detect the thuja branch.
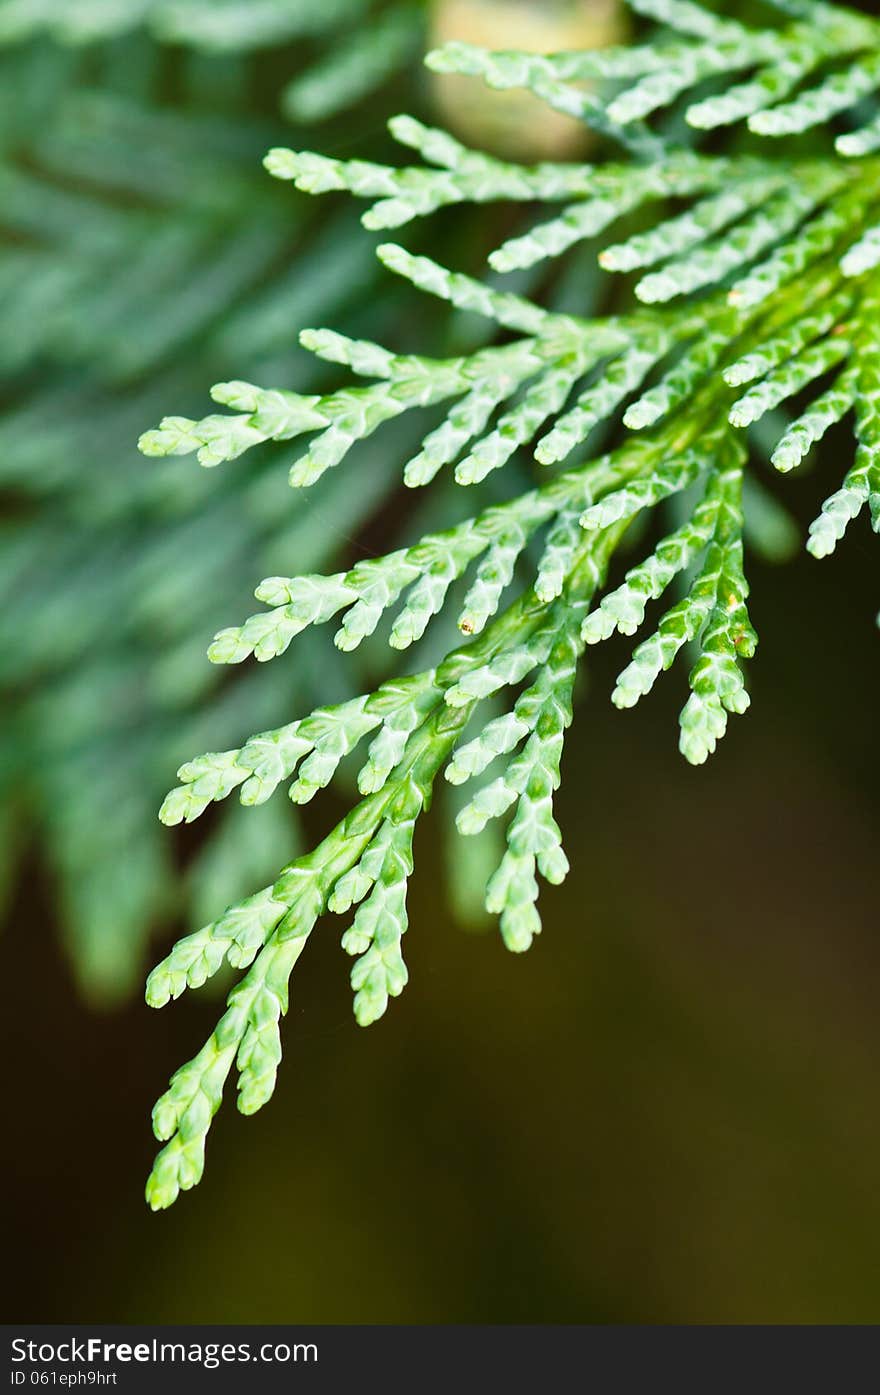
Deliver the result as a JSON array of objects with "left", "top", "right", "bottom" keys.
[
  {"left": 139, "top": 0, "right": 880, "bottom": 1206},
  {"left": 145, "top": 519, "right": 626, "bottom": 1209}
]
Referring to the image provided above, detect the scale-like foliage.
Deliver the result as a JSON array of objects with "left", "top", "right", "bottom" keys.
[{"left": 132, "top": 0, "right": 880, "bottom": 1204}]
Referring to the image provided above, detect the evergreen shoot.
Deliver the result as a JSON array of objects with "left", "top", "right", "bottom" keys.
[{"left": 80, "top": 0, "right": 880, "bottom": 1206}]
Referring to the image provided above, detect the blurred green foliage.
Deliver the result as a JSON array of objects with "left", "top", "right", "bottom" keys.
[{"left": 0, "top": 2, "right": 433, "bottom": 1003}]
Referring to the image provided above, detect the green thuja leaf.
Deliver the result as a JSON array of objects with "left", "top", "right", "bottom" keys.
[{"left": 136, "top": 0, "right": 880, "bottom": 1206}]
